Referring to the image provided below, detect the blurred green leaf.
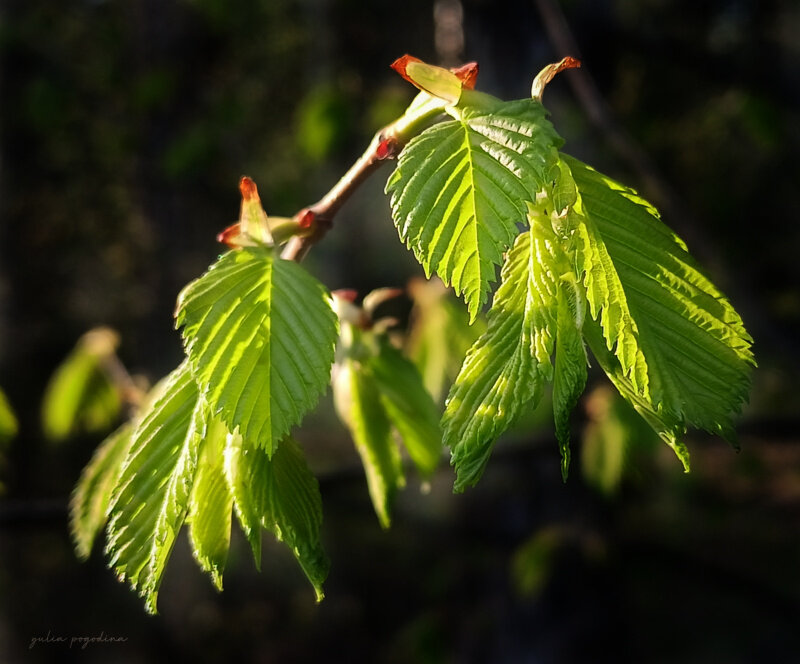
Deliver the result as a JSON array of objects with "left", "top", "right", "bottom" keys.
[
  {"left": 0, "top": 387, "right": 17, "bottom": 447},
  {"left": 406, "top": 277, "right": 485, "bottom": 404},
  {"left": 41, "top": 327, "right": 122, "bottom": 443},
  {"left": 582, "top": 384, "right": 659, "bottom": 495}
]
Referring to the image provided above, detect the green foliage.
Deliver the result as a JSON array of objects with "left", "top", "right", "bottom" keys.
[
  {"left": 581, "top": 384, "right": 659, "bottom": 495},
  {"left": 333, "top": 295, "right": 442, "bottom": 527},
  {"left": 176, "top": 247, "right": 339, "bottom": 455},
  {"left": 71, "top": 55, "right": 754, "bottom": 613},
  {"left": 41, "top": 328, "right": 122, "bottom": 442}
]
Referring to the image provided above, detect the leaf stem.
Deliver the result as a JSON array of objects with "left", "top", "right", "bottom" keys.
[{"left": 280, "top": 99, "right": 445, "bottom": 262}]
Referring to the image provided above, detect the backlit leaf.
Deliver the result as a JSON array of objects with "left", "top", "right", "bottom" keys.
[
  {"left": 333, "top": 358, "right": 404, "bottom": 528},
  {"left": 386, "top": 98, "right": 563, "bottom": 320},
  {"left": 188, "top": 415, "right": 233, "bottom": 591},
  {"left": 567, "top": 155, "right": 755, "bottom": 452},
  {"left": 105, "top": 362, "right": 202, "bottom": 614},
  {"left": 176, "top": 247, "right": 338, "bottom": 455}
]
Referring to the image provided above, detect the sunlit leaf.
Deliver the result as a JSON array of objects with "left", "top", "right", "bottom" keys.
[
  {"left": 70, "top": 423, "right": 135, "bottom": 560},
  {"left": 386, "top": 98, "right": 563, "bottom": 320},
  {"left": 333, "top": 357, "right": 404, "bottom": 528},
  {"left": 567, "top": 155, "right": 755, "bottom": 454},
  {"left": 105, "top": 362, "right": 202, "bottom": 614},
  {"left": 176, "top": 247, "right": 338, "bottom": 455},
  {"left": 225, "top": 432, "right": 328, "bottom": 599},
  {"left": 443, "top": 223, "right": 560, "bottom": 491},
  {"left": 188, "top": 415, "right": 232, "bottom": 591}
]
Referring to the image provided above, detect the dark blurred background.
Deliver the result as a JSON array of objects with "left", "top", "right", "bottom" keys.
[{"left": 1, "top": 0, "right": 799, "bottom": 662}]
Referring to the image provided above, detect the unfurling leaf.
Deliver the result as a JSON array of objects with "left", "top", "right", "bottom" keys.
[
  {"left": 334, "top": 356, "right": 404, "bottom": 529},
  {"left": 176, "top": 247, "right": 338, "bottom": 455}
]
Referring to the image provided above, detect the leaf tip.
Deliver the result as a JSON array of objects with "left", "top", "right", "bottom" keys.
[
  {"left": 531, "top": 56, "right": 581, "bottom": 100},
  {"left": 451, "top": 61, "right": 479, "bottom": 89},
  {"left": 239, "top": 176, "right": 259, "bottom": 202}
]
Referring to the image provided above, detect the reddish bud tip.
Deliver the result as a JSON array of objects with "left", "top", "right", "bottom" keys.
[
  {"left": 376, "top": 136, "right": 398, "bottom": 160},
  {"left": 217, "top": 222, "right": 243, "bottom": 248},
  {"left": 239, "top": 176, "right": 258, "bottom": 201},
  {"left": 451, "top": 62, "right": 479, "bottom": 89},
  {"left": 562, "top": 56, "right": 581, "bottom": 71},
  {"left": 298, "top": 209, "right": 316, "bottom": 229},
  {"left": 333, "top": 289, "right": 358, "bottom": 303},
  {"left": 390, "top": 54, "right": 422, "bottom": 86}
]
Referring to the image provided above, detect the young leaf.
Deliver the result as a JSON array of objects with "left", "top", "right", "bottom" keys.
[
  {"left": 566, "top": 155, "right": 755, "bottom": 447},
  {"left": 188, "top": 415, "right": 233, "bottom": 591},
  {"left": 386, "top": 99, "right": 563, "bottom": 321},
  {"left": 225, "top": 432, "right": 328, "bottom": 600},
  {"left": 176, "top": 247, "right": 338, "bottom": 455},
  {"left": 443, "top": 222, "right": 561, "bottom": 491},
  {"left": 369, "top": 338, "right": 442, "bottom": 477},
  {"left": 333, "top": 358, "right": 404, "bottom": 528},
  {"left": 105, "top": 362, "right": 203, "bottom": 614},
  {"left": 70, "top": 423, "right": 135, "bottom": 560}
]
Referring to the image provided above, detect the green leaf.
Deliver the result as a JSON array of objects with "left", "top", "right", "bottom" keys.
[
  {"left": 225, "top": 432, "right": 328, "bottom": 599},
  {"left": 369, "top": 339, "right": 442, "bottom": 477},
  {"left": 333, "top": 358, "right": 404, "bottom": 528},
  {"left": 176, "top": 247, "right": 338, "bottom": 455},
  {"left": 386, "top": 99, "right": 562, "bottom": 320},
  {"left": 552, "top": 281, "right": 588, "bottom": 481},
  {"left": 581, "top": 384, "right": 659, "bottom": 495},
  {"left": 0, "top": 387, "right": 17, "bottom": 447},
  {"left": 224, "top": 430, "right": 264, "bottom": 565},
  {"left": 566, "top": 155, "right": 755, "bottom": 450},
  {"left": 105, "top": 362, "right": 202, "bottom": 614},
  {"left": 41, "top": 329, "right": 122, "bottom": 442},
  {"left": 443, "top": 221, "right": 560, "bottom": 491},
  {"left": 188, "top": 415, "right": 233, "bottom": 591},
  {"left": 70, "top": 423, "right": 135, "bottom": 560}
]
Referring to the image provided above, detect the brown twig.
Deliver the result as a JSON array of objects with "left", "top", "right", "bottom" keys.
[{"left": 280, "top": 101, "right": 444, "bottom": 262}]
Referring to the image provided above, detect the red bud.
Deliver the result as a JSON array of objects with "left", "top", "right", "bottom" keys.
[
  {"left": 239, "top": 176, "right": 259, "bottom": 201},
  {"left": 298, "top": 209, "right": 316, "bottom": 229},
  {"left": 451, "top": 62, "right": 479, "bottom": 89},
  {"left": 376, "top": 136, "right": 398, "bottom": 160},
  {"left": 217, "top": 222, "right": 243, "bottom": 248}
]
